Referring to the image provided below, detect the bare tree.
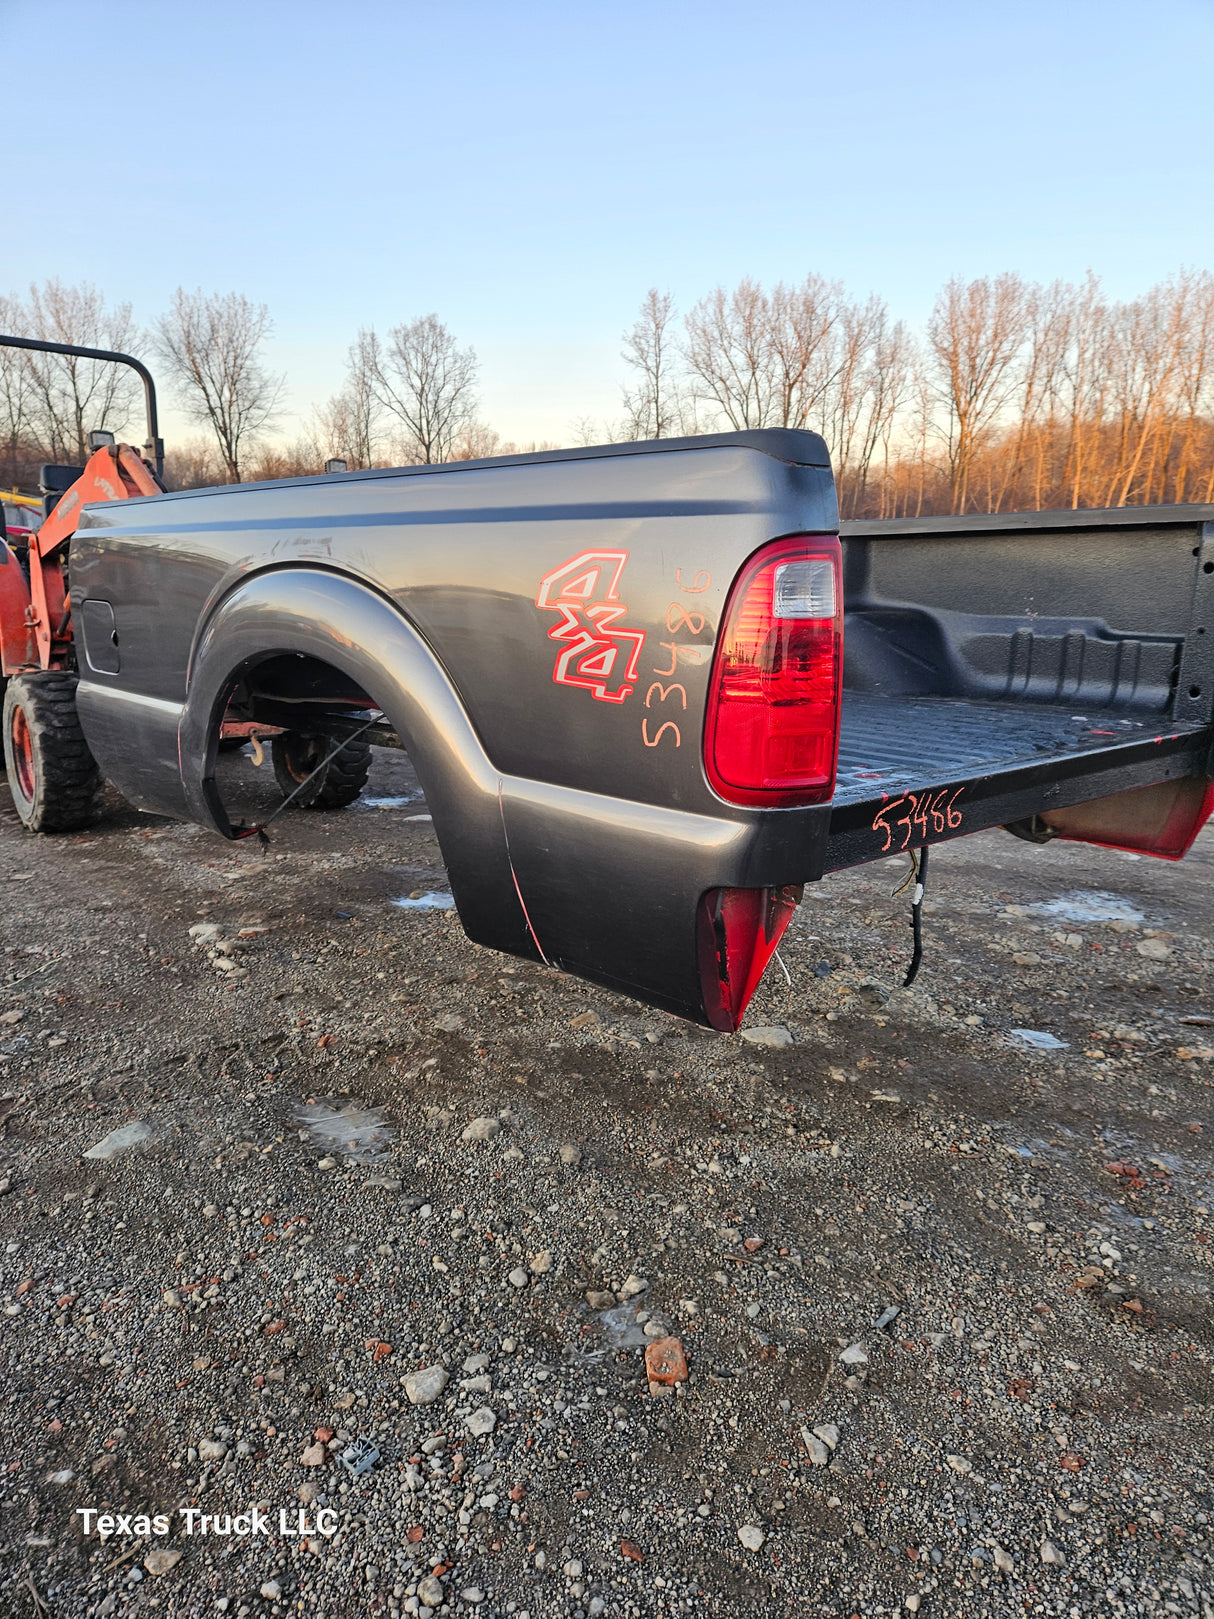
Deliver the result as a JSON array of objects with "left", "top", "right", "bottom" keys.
[
  {"left": 0, "top": 291, "right": 34, "bottom": 479},
  {"left": 448, "top": 421, "right": 505, "bottom": 461},
  {"left": 360, "top": 315, "right": 478, "bottom": 465},
  {"left": 568, "top": 416, "right": 603, "bottom": 447},
  {"left": 683, "top": 274, "right": 843, "bottom": 433},
  {"left": 684, "top": 277, "right": 775, "bottom": 428},
  {"left": 155, "top": 289, "right": 283, "bottom": 481},
  {"left": 21, "top": 280, "right": 141, "bottom": 463},
  {"left": 927, "top": 273, "right": 1029, "bottom": 511},
  {"left": 310, "top": 361, "right": 382, "bottom": 471},
  {"left": 620, "top": 289, "right": 679, "bottom": 439}
]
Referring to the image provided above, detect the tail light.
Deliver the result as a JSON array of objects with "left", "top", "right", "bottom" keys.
[
  {"left": 704, "top": 535, "right": 843, "bottom": 806},
  {"left": 697, "top": 884, "right": 802, "bottom": 1032},
  {"left": 1040, "top": 777, "right": 1214, "bottom": 860}
]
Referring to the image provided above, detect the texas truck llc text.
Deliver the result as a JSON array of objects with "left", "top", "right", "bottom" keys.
[{"left": 76, "top": 1506, "right": 339, "bottom": 1540}]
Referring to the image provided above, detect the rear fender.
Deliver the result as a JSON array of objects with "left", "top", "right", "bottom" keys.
[{"left": 178, "top": 568, "right": 537, "bottom": 960}]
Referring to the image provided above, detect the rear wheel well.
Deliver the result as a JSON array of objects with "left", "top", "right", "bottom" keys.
[{"left": 225, "top": 651, "right": 379, "bottom": 730}]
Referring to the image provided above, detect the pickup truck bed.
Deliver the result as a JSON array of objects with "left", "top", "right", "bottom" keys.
[{"left": 9, "top": 428, "right": 1212, "bottom": 1031}]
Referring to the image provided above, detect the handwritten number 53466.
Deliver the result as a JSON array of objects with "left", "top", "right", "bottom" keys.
[{"left": 873, "top": 787, "right": 963, "bottom": 852}]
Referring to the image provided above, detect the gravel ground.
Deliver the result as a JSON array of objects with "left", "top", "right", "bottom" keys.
[{"left": 1, "top": 745, "right": 1212, "bottom": 1619}]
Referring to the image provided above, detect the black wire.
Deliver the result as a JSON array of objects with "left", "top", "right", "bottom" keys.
[
  {"left": 903, "top": 844, "right": 930, "bottom": 987},
  {"left": 229, "top": 718, "right": 379, "bottom": 843}
]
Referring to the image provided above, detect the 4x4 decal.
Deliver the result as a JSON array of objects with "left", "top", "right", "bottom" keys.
[{"left": 535, "top": 550, "right": 645, "bottom": 703}]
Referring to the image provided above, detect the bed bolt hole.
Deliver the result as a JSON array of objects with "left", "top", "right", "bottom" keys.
[
  {"left": 1190, "top": 684, "right": 1203, "bottom": 698},
  {"left": 1205, "top": 561, "right": 1214, "bottom": 573},
  {"left": 1199, "top": 627, "right": 1207, "bottom": 636}
]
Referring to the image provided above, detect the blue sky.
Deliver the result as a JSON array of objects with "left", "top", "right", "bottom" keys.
[{"left": 4, "top": 0, "right": 1213, "bottom": 447}]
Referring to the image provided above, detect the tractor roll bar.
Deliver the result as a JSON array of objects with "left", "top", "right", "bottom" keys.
[{"left": 0, "top": 334, "right": 164, "bottom": 479}]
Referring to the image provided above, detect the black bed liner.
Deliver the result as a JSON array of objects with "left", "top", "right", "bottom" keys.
[{"left": 825, "top": 693, "right": 1209, "bottom": 871}]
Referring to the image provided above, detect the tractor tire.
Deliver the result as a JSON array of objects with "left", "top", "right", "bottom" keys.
[
  {"left": 2, "top": 672, "right": 103, "bottom": 833},
  {"left": 271, "top": 730, "right": 372, "bottom": 811}
]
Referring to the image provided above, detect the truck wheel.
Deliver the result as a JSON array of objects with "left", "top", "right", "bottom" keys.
[
  {"left": 2, "top": 672, "right": 103, "bottom": 832},
  {"left": 271, "top": 731, "right": 372, "bottom": 810}
]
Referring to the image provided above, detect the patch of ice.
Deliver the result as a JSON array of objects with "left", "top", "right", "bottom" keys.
[
  {"left": 361, "top": 795, "right": 422, "bottom": 809},
  {"left": 1009, "top": 1028, "right": 1069, "bottom": 1051},
  {"left": 391, "top": 891, "right": 454, "bottom": 910},
  {"left": 1028, "top": 890, "right": 1144, "bottom": 925},
  {"left": 84, "top": 1122, "right": 154, "bottom": 1160},
  {"left": 293, "top": 1098, "right": 394, "bottom": 1163}
]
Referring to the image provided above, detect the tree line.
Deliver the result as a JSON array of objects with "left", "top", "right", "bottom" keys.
[{"left": 3, "top": 270, "right": 1212, "bottom": 516}]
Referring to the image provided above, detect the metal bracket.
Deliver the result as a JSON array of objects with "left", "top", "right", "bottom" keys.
[{"left": 1174, "top": 522, "right": 1214, "bottom": 774}]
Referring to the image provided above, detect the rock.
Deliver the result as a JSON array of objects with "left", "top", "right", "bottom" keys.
[
  {"left": 529, "top": 1249, "right": 553, "bottom": 1274},
  {"left": 364, "top": 1175, "right": 403, "bottom": 1191},
  {"left": 644, "top": 1336, "right": 688, "bottom": 1386},
  {"left": 800, "top": 1429, "right": 830, "bottom": 1467},
  {"left": 1040, "top": 1538, "right": 1065, "bottom": 1565},
  {"left": 746, "top": 1302, "right": 762, "bottom": 1319},
  {"left": 300, "top": 1443, "right": 327, "bottom": 1467},
  {"left": 618, "top": 1274, "right": 647, "bottom": 1299},
  {"left": 586, "top": 1290, "right": 615, "bottom": 1309},
  {"left": 559, "top": 1142, "right": 583, "bottom": 1167},
  {"left": 740, "top": 1025, "right": 793, "bottom": 1048},
  {"left": 839, "top": 1343, "right": 868, "bottom": 1366},
  {"left": 47, "top": 1468, "right": 73, "bottom": 1485},
  {"left": 198, "top": 1439, "right": 228, "bottom": 1462},
  {"left": 462, "top": 1352, "right": 491, "bottom": 1373},
  {"left": 737, "top": 1524, "right": 765, "bottom": 1551},
  {"left": 993, "top": 1545, "right": 1014, "bottom": 1573},
  {"left": 1136, "top": 938, "right": 1172, "bottom": 960},
  {"left": 905, "top": 1596, "right": 921, "bottom": 1614},
  {"left": 404, "top": 1365, "right": 449, "bottom": 1405},
  {"left": 812, "top": 1423, "right": 840, "bottom": 1451},
  {"left": 435, "top": 1012, "right": 465, "bottom": 1032},
  {"left": 84, "top": 1122, "right": 152, "bottom": 1160},
  {"left": 162, "top": 1289, "right": 182, "bottom": 1309},
  {"left": 947, "top": 1454, "right": 972, "bottom": 1474},
  {"left": 462, "top": 1116, "right": 500, "bottom": 1143},
  {"left": 563, "top": 1560, "right": 584, "bottom": 1578},
  {"left": 508, "top": 1266, "right": 529, "bottom": 1288},
  {"left": 144, "top": 1548, "right": 182, "bottom": 1575},
  {"left": 260, "top": 1579, "right": 282, "bottom": 1600},
  {"left": 417, "top": 1575, "right": 445, "bottom": 1607},
  {"left": 460, "top": 1591, "right": 485, "bottom": 1605},
  {"left": 570, "top": 1010, "right": 599, "bottom": 1029},
  {"left": 466, "top": 1406, "right": 497, "bottom": 1436}
]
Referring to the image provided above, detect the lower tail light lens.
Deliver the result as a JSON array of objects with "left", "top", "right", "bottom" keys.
[
  {"left": 704, "top": 536, "right": 843, "bottom": 806},
  {"left": 1040, "top": 777, "right": 1214, "bottom": 861},
  {"left": 697, "top": 884, "right": 802, "bottom": 1032}
]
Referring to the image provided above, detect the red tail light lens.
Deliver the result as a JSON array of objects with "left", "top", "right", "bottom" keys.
[
  {"left": 697, "top": 884, "right": 802, "bottom": 1032},
  {"left": 704, "top": 536, "right": 843, "bottom": 806}
]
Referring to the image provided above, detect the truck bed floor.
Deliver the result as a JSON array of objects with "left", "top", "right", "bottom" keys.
[{"left": 825, "top": 693, "right": 1209, "bottom": 870}]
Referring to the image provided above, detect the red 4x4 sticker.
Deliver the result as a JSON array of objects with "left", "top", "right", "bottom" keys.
[{"left": 535, "top": 550, "right": 645, "bottom": 703}]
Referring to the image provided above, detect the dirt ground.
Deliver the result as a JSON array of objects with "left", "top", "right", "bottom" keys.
[{"left": 0, "top": 745, "right": 1211, "bottom": 1619}]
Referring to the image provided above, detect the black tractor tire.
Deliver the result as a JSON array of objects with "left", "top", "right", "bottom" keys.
[
  {"left": 271, "top": 730, "right": 372, "bottom": 810},
  {"left": 2, "top": 672, "right": 103, "bottom": 833}
]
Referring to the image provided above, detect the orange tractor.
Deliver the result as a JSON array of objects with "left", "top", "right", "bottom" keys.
[{"left": 0, "top": 335, "right": 165, "bottom": 828}]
